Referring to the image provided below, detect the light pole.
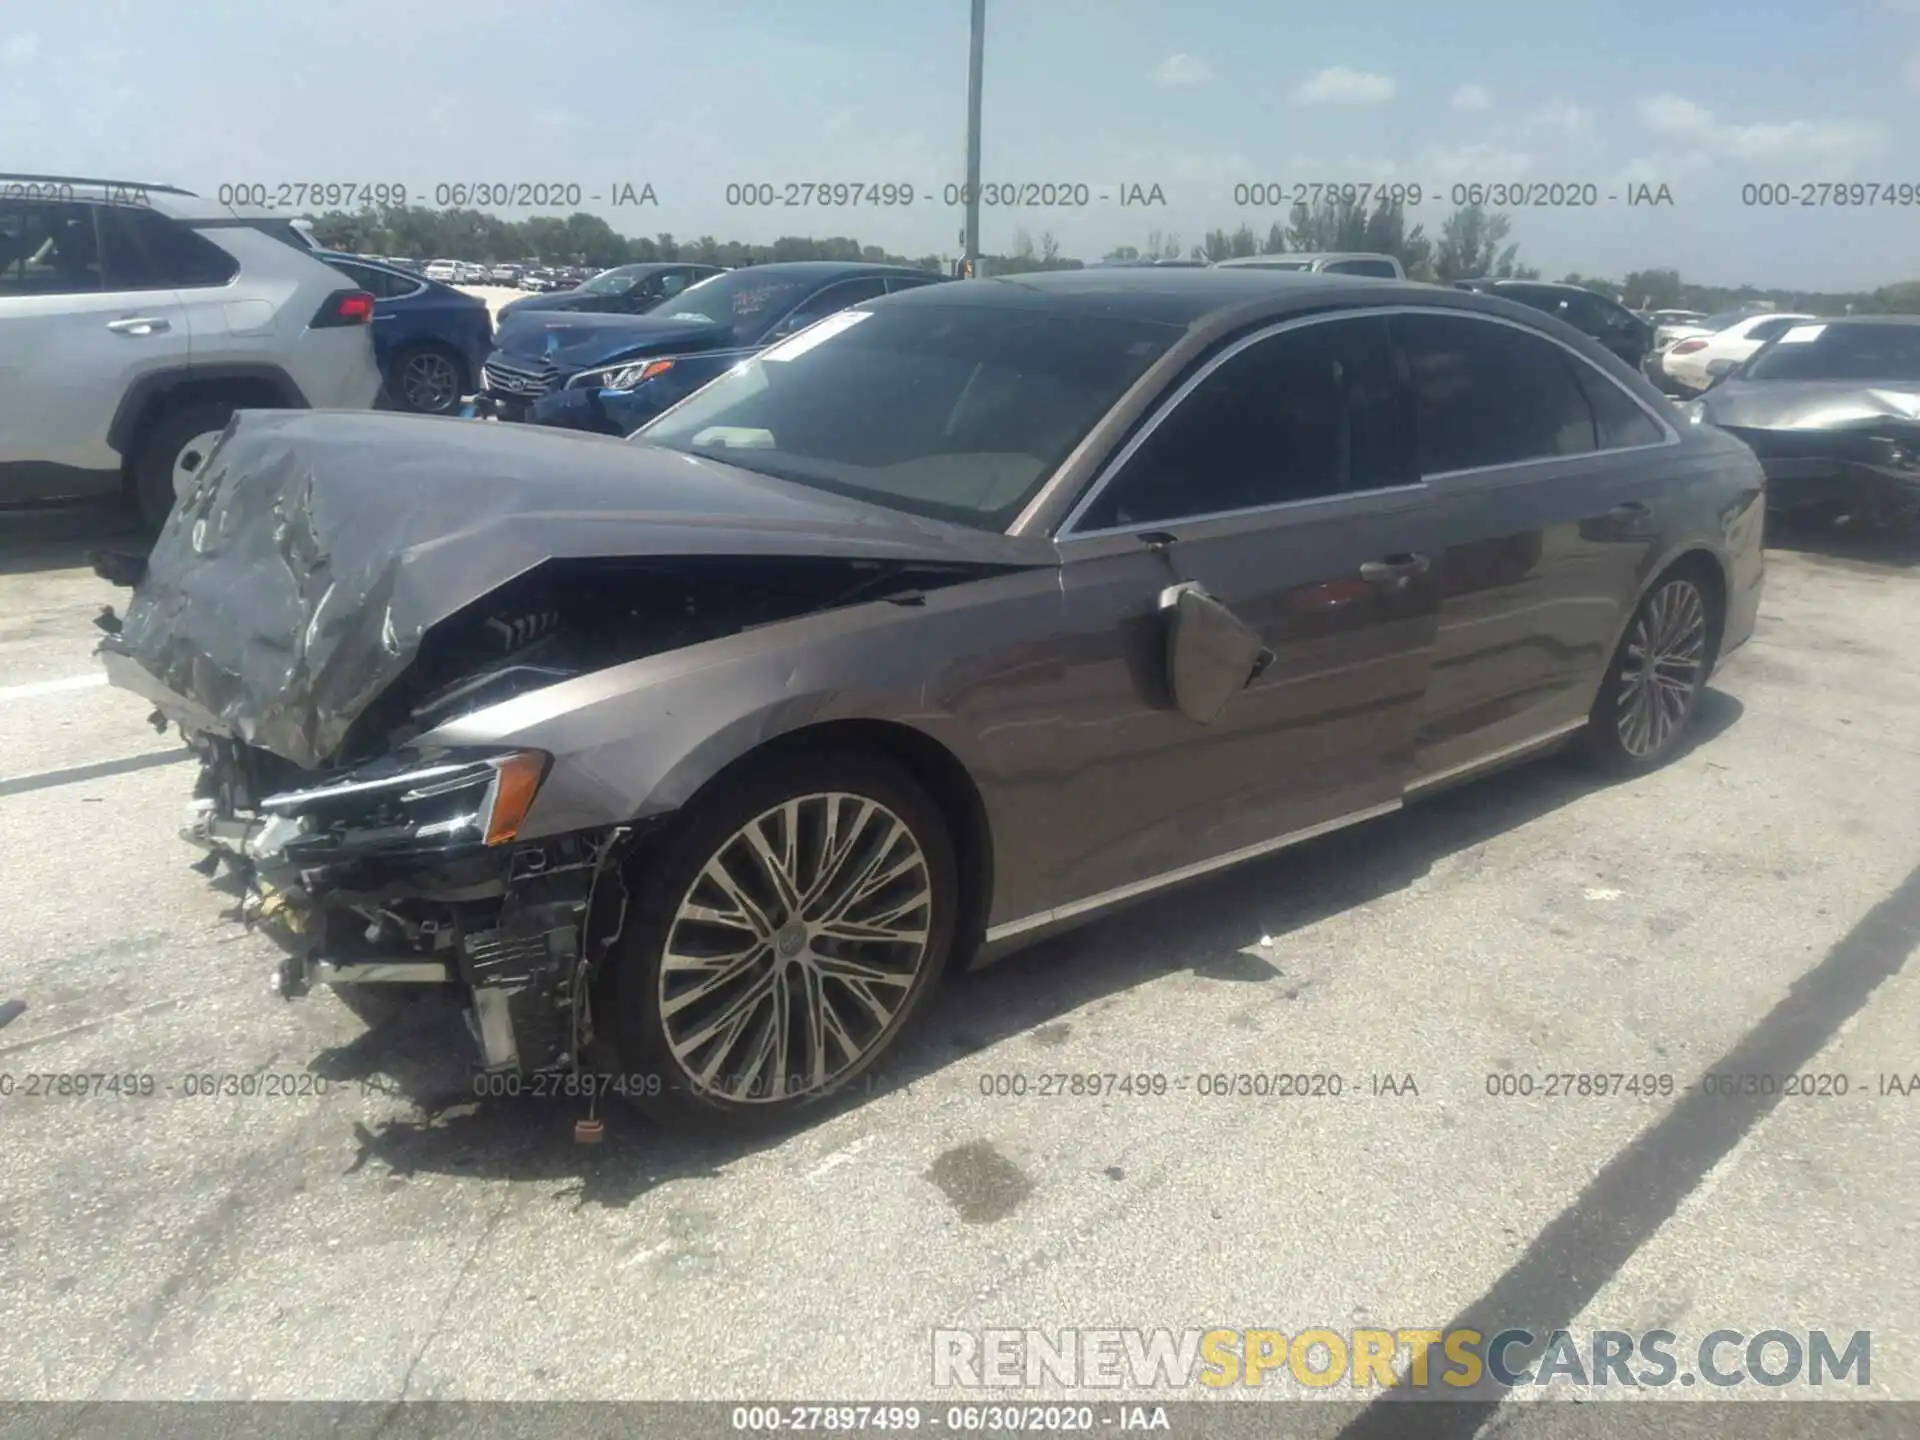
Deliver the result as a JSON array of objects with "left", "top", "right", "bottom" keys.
[{"left": 962, "top": 0, "right": 984, "bottom": 275}]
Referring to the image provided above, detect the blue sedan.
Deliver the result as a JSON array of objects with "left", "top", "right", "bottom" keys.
[
  {"left": 319, "top": 252, "right": 494, "bottom": 415},
  {"left": 473, "top": 262, "right": 949, "bottom": 435}
]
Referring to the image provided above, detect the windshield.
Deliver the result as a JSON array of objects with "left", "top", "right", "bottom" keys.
[
  {"left": 636, "top": 302, "right": 1182, "bottom": 530},
  {"left": 1741, "top": 323, "right": 1920, "bottom": 383},
  {"left": 653, "top": 268, "right": 826, "bottom": 341},
  {"left": 1697, "top": 310, "right": 1756, "bottom": 333}
]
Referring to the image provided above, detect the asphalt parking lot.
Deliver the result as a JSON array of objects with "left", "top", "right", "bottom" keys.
[{"left": 1, "top": 505, "right": 1917, "bottom": 1429}]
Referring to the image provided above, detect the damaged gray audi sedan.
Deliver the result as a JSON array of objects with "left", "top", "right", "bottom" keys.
[{"left": 96, "top": 268, "right": 1765, "bottom": 1128}]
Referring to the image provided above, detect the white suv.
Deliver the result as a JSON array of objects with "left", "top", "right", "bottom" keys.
[{"left": 0, "top": 174, "right": 384, "bottom": 528}]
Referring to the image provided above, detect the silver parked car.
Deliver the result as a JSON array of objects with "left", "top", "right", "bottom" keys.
[
  {"left": 97, "top": 269, "right": 1764, "bottom": 1131},
  {"left": 0, "top": 173, "right": 384, "bottom": 529},
  {"left": 1683, "top": 315, "right": 1920, "bottom": 529}
]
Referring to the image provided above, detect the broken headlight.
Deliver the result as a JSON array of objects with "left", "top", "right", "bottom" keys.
[{"left": 252, "top": 750, "right": 550, "bottom": 864}]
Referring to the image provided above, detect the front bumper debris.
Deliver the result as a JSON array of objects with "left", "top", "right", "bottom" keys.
[{"left": 181, "top": 736, "right": 632, "bottom": 1078}]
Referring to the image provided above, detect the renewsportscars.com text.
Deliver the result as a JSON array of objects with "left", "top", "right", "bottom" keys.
[{"left": 931, "top": 1327, "right": 1870, "bottom": 1391}]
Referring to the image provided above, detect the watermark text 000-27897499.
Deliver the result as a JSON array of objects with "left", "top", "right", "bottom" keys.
[
  {"left": 213, "top": 181, "right": 660, "bottom": 211},
  {"left": 1227, "top": 180, "right": 1677, "bottom": 209}
]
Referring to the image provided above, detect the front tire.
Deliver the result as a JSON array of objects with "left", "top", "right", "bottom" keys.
[
  {"left": 599, "top": 749, "right": 958, "bottom": 1131},
  {"left": 132, "top": 402, "right": 236, "bottom": 531},
  {"left": 1582, "top": 568, "right": 1716, "bottom": 771}
]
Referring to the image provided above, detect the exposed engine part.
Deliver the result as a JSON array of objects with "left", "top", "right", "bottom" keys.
[{"left": 345, "top": 555, "right": 994, "bottom": 759}]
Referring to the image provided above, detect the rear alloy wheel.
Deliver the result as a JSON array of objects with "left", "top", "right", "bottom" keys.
[
  {"left": 132, "top": 401, "right": 237, "bottom": 531},
  {"left": 1585, "top": 572, "right": 1714, "bottom": 770},
  {"left": 603, "top": 752, "right": 956, "bottom": 1129},
  {"left": 390, "top": 344, "right": 466, "bottom": 415}
]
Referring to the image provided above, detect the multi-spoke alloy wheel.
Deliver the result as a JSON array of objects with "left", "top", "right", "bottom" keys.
[
  {"left": 660, "top": 793, "right": 933, "bottom": 1102},
  {"left": 1616, "top": 578, "right": 1707, "bottom": 757},
  {"left": 397, "top": 349, "right": 462, "bottom": 413},
  {"left": 604, "top": 753, "right": 956, "bottom": 1127},
  {"left": 1585, "top": 570, "right": 1716, "bottom": 769}
]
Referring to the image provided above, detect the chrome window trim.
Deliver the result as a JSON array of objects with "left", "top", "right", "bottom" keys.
[
  {"left": 1060, "top": 480, "right": 1430, "bottom": 545},
  {"left": 1051, "top": 303, "right": 1682, "bottom": 540}
]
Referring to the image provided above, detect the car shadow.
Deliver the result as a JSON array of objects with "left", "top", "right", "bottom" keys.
[
  {"left": 317, "top": 691, "right": 1744, "bottom": 1205},
  {"left": 0, "top": 501, "right": 143, "bottom": 577}
]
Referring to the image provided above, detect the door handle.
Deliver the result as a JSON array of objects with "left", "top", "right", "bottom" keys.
[
  {"left": 1359, "top": 552, "right": 1431, "bottom": 584},
  {"left": 1606, "top": 502, "right": 1652, "bottom": 519},
  {"left": 106, "top": 316, "right": 171, "bottom": 335}
]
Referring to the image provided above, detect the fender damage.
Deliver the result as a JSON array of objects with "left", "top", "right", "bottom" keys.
[{"left": 93, "top": 410, "right": 1047, "bottom": 1077}]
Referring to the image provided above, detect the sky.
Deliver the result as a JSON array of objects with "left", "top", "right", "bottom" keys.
[{"left": 4, "top": 0, "right": 1920, "bottom": 290}]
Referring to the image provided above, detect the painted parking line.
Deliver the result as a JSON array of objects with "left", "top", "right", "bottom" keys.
[
  {"left": 0, "top": 672, "right": 108, "bottom": 702},
  {"left": 0, "top": 749, "right": 190, "bottom": 798}
]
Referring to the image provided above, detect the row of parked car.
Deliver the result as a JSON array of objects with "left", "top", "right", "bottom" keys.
[
  {"left": 358, "top": 257, "right": 603, "bottom": 291},
  {"left": 19, "top": 172, "right": 1912, "bottom": 1130},
  {"left": 3, "top": 176, "right": 1916, "bottom": 541}
]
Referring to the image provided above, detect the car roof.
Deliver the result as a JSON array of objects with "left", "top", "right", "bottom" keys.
[
  {"left": 880, "top": 265, "right": 1550, "bottom": 329},
  {"left": 717, "top": 260, "right": 936, "bottom": 280},
  {"left": 1461, "top": 279, "right": 1603, "bottom": 296},
  {"left": 1216, "top": 252, "right": 1396, "bottom": 266},
  {"left": 1775, "top": 314, "right": 1920, "bottom": 328}
]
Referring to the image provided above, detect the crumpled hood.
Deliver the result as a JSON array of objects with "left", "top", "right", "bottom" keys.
[
  {"left": 1701, "top": 379, "right": 1920, "bottom": 431},
  {"left": 491, "top": 311, "right": 731, "bottom": 371},
  {"left": 98, "top": 410, "right": 1051, "bottom": 770}
]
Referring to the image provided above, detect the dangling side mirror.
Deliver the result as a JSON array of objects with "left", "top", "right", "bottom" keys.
[{"left": 1160, "top": 582, "right": 1273, "bottom": 725}]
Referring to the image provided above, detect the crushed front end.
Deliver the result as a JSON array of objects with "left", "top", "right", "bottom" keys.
[{"left": 179, "top": 731, "right": 633, "bottom": 1077}]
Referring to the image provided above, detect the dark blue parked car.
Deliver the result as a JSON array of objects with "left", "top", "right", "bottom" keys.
[
  {"left": 319, "top": 252, "right": 494, "bottom": 415},
  {"left": 474, "top": 261, "right": 947, "bottom": 435},
  {"left": 496, "top": 261, "right": 727, "bottom": 320}
]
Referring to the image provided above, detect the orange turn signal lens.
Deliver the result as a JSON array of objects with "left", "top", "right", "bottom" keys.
[{"left": 483, "top": 751, "right": 549, "bottom": 846}]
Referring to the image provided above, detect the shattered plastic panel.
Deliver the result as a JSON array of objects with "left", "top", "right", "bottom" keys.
[{"left": 99, "top": 410, "right": 1052, "bottom": 770}]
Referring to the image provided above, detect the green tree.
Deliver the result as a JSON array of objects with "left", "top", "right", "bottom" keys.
[
  {"left": 1432, "top": 204, "right": 1530, "bottom": 282},
  {"left": 1871, "top": 281, "right": 1920, "bottom": 314},
  {"left": 1621, "top": 269, "right": 1684, "bottom": 310}
]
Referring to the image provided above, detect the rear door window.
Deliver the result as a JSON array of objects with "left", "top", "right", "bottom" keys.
[
  {"left": 1397, "top": 312, "right": 1599, "bottom": 473},
  {"left": 1568, "top": 363, "right": 1666, "bottom": 450},
  {"left": 1078, "top": 314, "right": 1412, "bottom": 529}
]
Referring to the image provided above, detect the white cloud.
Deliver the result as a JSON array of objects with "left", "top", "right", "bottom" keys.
[
  {"left": 1292, "top": 67, "right": 1396, "bottom": 106},
  {"left": 1635, "top": 93, "right": 1887, "bottom": 168},
  {"left": 1154, "top": 53, "right": 1213, "bottom": 88},
  {"left": 1526, "top": 100, "right": 1594, "bottom": 136},
  {"left": 1420, "top": 142, "right": 1535, "bottom": 181},
  {"left": 1105, "top": 144, "right": 1251, "bottom": 185},
  {"left": 1450, "top": 83, "right": 1493, "bottom": 112},
  {"left": 2, "top": 32, "right": 40, "bottom": 63}
]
